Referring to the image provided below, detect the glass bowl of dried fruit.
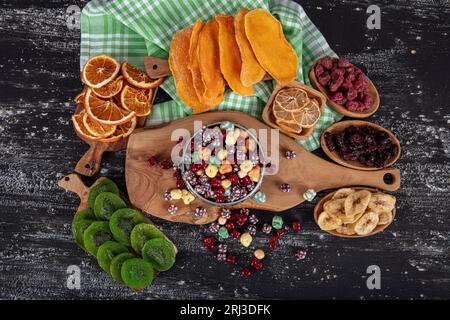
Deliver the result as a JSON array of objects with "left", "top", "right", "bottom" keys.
[{"left": 180, "top": 121, "right": 266, "bottom": 207}]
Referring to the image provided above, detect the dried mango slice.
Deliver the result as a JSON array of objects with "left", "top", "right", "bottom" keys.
[
  {"left": 234, "top": 8, "right": 266, "bottom": 86},
  {"left": 216, "top": 14, "right": 253, "bottom": 96},
  {"left": 169, "top": 26, "right": 211, "bottom": 113},
  {"left": 198, "top": 19, "right": 225, "bottom": 106},
  {"left": 245, "top": 9, "right": 298, "bottom": 85},
  {"left": 188, "top": 19, "right": 212, "bottom": 107}
]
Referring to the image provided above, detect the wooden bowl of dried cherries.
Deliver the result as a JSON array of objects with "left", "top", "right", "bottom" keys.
[{"left": 309, "top": 56, "right": 380, "bottom": 118}]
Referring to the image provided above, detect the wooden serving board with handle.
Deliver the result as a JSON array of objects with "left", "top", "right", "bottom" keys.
[{"left": 125, "top": 111, "right": 401, "bottom": 225}]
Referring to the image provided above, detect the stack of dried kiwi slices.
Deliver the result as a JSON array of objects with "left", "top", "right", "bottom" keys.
[{"left": 71, "top": 178, "right": 176, "bottom": 290}]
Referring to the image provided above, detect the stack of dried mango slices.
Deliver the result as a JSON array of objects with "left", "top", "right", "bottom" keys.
[{"left": 169, "top": 8, "right": 299, "bottom": 113}]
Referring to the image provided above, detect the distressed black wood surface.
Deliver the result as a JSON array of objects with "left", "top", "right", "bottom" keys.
[{"left": 0, "top": 0, "right": 448, "bottom": 300}]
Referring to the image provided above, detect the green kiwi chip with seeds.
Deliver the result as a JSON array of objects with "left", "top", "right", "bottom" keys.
[
  {"left": 83, "top": 221, "right": 114, "bottom": 256},
  {"left": 88, "top": 178, "right": 120, "bottom": 208},
  {"left": 110, "top": 208, "right": 146, "bottom": 246},
  {"left": 94, "top": 192, "right": 126, "bottom": 220}
]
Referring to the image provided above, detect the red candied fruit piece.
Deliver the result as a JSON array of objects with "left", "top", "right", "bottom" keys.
[
  {"left": 227, "top": 255, "right": 237, "bottom": 265},
  {"left": 318, "top": 73, "right": 331, "bottom": 86},
  {"left": 240, "top": 176, "right": 251, "bottom": 187},
  {"left": 276, "top": 228, "right": 285, "bottom": 237},
  {"left": 250, "top": 257, "right": 263, "bottom": 270},
  {"left": 228, "top": 173, "right": 240, "bottom": 186},
  {"left": 319, "top": 56, "right": 334, "bottom": 70},
  {"left": 330, "top": 91, "right": 344, "bottom": 103},
  {"left": 215, "top": 196, "right": 224, "bottom": 203},
  {"left": 203, "top": 236, "right": 215, "bottom": 250},
  {"left": 361, "top": 94, "right": 374, "bottom": 108},
  {"left": 329, "top": 75, "right": 344, "bottom": 92},
  {"left": 147, "top": 156, "right": 158, "bottom": 167},
  {"left": 347, "top": 88, "right": 358, "bottom": 101},
  {"left": 242, "top": 267, "right": 252, "bottom": 278},
  {"left": 341, "top": 80, "right": 353, "bottom": 90},
  {"left": 331, "top": 68, "right": 345, "bottom": 80},
  {"left": 315, "top": 63, "right": 325, "bottom": 77},
  {"left": 338, "top": 57, "right": 352, "bottom": 68},
  {"left": 210, "top": 177, "right": 221, "bottom": 188},
  {"left": 173, "top": 170, "right": 181, "bottom": 179},
  {"left": 176, "top": 179, "right": 185, "bottom": 188},
  {"left": 292, "top": 221, "right": 302, "bottom": 231},
  {"left": 160, "top": 160, "right": 172, "bottom": 169},
  {"left": 268, "top": 235, "right": 279, "bottom": 251},
  {"left": 231, "top": 229, "right": 241, "bottom": 239},
  {"left": 225, "top": 221, "right": 235, "bottom": 231}
]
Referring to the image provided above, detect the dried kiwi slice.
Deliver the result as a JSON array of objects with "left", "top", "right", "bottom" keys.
[
  {"left": 110, "top": 252, "right": 135, "bottom": 284},
  {"left": 96, "top": 241, "right": 129, "bottom": 273},
  {"left": 94, "top": 192, "right": 126, "bottom": 220},
  {"left": 110, "top": 208, "right": 146, "bottom": 246},
  {"left": 142, "top": 238, "right": 176, "bottom": 272},
  {"left": 130, "top": 223, "right": 165, "bottom": 254},
  {"left": 71, "top": 208, "right": 96, "bottom": 248},
  {"left": 83, "top": 221, "right": 114, "bottom": 256},
  {"left": 88, "top": 178, "right": 120, "bottom": 208},
  {"left": 121, "top": 258, "right": 154, "bottom": 289}
]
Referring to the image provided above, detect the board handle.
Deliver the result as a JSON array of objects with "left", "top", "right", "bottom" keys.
[
  {"left": 144, "top": 56, "right": 170, "bottom": 79},
  {"left": 338, "top": 167, "right": 401, "bottom": 191},
  {"left": 75, "top": 143, "right": 109, "bottom": 177},
  {"left": 58, "top": 173, "right": 88, "bottom": 198}
]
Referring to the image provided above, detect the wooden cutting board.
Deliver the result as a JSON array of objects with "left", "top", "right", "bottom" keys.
[{"left": 125, "top": 111, "right": 401, "bottom": 225}]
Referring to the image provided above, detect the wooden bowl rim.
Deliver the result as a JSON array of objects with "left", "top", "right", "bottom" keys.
[
  {"left": 309, "top": 59, "right": 380, "bottom": 118},
  {"left": 313, "top": 187, "right": 396, "bottom": 238},
  {"left": 320, "top": 120, "right": 401, "bottom": 171},
  {"left": 262, "top": 81, "right": 326, "bottom": 140}
]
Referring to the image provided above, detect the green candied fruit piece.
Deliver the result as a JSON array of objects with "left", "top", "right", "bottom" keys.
[
  {"left": 94, "top": 192, "right": 126, "bottom": 220},
  {"left": 141, "top": 238, "right": 176, "bottom": 272},
  {"left": 88, "top": 178, "right": 120, "bottom": 208},
  {"left": 121, "top": 258, "right": 154, "bottom": 289}
]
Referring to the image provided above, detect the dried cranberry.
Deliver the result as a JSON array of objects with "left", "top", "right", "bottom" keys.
[
  {"left": 315, "top": 63, "right": 325, "bottom": 77},
  {"left": 210, "top": 177, "right": 221, "bottom": 188},
  {"left": 231, "top": 229, "right": 241, "bottom": 239},
  {"left": 227, "top": 255, "right": 237, "bottom": 265},
  {"left": 319, "top": 56, "right": 334, "bottom": 70},
  {"left": 346, "top": 100, "right": 361, "bottom": 112},
  {"left": 147, "top": 156, "right": 158, "bottom": 167},
  {"left": 241, "top": 267, "right": 252, "bottom": 278},
  {"left": 276, "top": 228, "right": 285, "bottom": 237},
  {"left": 341, "top": 80, "right": 353, "bottom": 90},
  {"left": 250, "top": 257, "right": 263, "bottom": 270},
  {"left": 318, "top": 73, "right": 331, "bottom": 86},
  {"left": 292, "top": 221, "right": 302, "bottom": 231},
  {"left": 338, "top": 57, "right": 352, "bottom": 68},
  {"left": 176, "top": 179, "right": 185, "bottom": 188},
  {"left": 361, "top": 94, "right": 374, "bottom": 108},
  {"left": 228, "top": 173, "right": 240, "bottom": 186},
  {"left": 240, "top": 176, "right": 251, "bottom": 187},
  {"left": 329, "top": 76, "right": 344, "bottom": 92},
  {"left": 331, "top": 68, "right": 345, "bottom": 80},
  {"left": 268, "top": 236, "right": 279, "bottom": 251},
  {"left": 347, "top": 88, "right": 358, "bottom": 101},
  {"left": 160, "top": 160, "right": 172, "bottom": 169},
  {"left": 345, "top": 66, "right": 355, "bottom": 74},
  {"left": 225, "top": 221, "right": 235, "bottom": 231},
  {"left": 324, "top": 132, "right": 337, "bottom": 152},
  {"left": 203, "top": 236, "right": 215, "bottom": 250},
  {"left": 353, "top": 79, "right": 365, "bottom": 92},
  {"left": 173, "top": 170, "right": 181, "bottom": 179},
  {"left": 330, "top": 91, "right": 344, "bottom": 103},
  {"left": 214, "top": 187, "right": 225, "bottom": 197}
]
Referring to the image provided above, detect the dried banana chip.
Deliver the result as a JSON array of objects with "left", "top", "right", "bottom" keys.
[
  {"left": 344, "top": 190, "right": 371, "bottom": 217},
  {"left": 332, "top": 188, "right": 355, "bottom": 200},
  {"left": 329, "top": 210, "right": 364, "bottom": 224},
  {"left": 317, "top": 211, "right": 342, "bottom": 231},
  {"left": 323, "top": 198, "right": 345, "bottom": 216},
  {"left": 336, "top": 223, "right": 357, "bottom": 236},
  {"left": 368, "top": 193, "right": 396, "bottom": 213},
  {"left": 377, "top": 211, "right": 393, "bottom": 225},
  {"left": 354, "top": 211, "right": 379, "bottom": 236}
]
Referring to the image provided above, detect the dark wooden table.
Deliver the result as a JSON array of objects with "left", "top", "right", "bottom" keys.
[{"left": 0, "top": 0, "right": 448, "bottom": 300}]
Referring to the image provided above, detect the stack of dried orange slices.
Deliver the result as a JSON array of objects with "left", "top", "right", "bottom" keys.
[
  {"left": 271, "top": 87, "right": 321, "bottom": 134},
  {"left": 73, "top": 55, "right": 162, "bottom": 142}
]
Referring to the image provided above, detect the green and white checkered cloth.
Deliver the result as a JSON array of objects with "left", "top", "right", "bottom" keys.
[{"left": 80, "top": 0, "right": 343, "bottom": 150}]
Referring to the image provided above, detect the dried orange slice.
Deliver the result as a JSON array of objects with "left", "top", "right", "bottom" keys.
[
  {"left": 74, "top": 87, "right": 87, "bottom": 104},
  {"left": 121, "top": 61, "right": 163, "bottom": 89},
  {"left": 82, "top": 55, "right": 120, "bottom": 88},
  {"left": 276, "top": 119, "right": 302, "bottom": 133},
  {"left": 274, "top": 87, "right": 309, "bottom": 111},
  {"left": 84, "top": 88, "right": 135, "bottom": 125},
  {"left": 97, "top": 116, "right": 137, "bottom": 142},
  {"left": 293, "top": 99, "right": 321, "bottom": 128},
  {"left": 72, "top": 110, "right": 99, "bottom": 141},
  {"left": 120, "top": 85, "right": 152, "bottom": 117},
  {"left": 82, "top": 113, "right": 117, "bottom": 138},
  {"left": 92, "top": 75, "right": 124, "bottom": 99}
]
